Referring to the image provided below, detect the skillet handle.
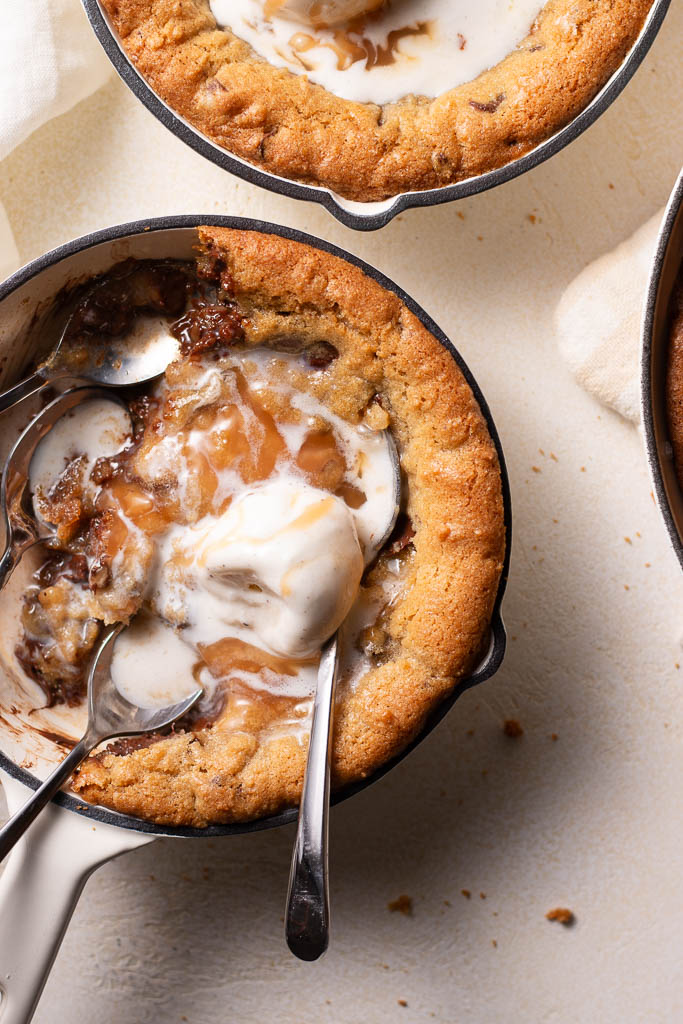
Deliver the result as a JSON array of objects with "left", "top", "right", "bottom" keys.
[{"left": 0, "top": 772, "right": 152, "bottom": 1024}]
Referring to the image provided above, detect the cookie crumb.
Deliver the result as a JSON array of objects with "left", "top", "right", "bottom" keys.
[
  {"left": 550, "top": 733, "right": 558, "bottom": 742},
  {"left": 479, "top": 892, "right": 487, "bottom": 900},
  {"left": 388, "top": 894, "right": 413, "bottom": 916},
  {"left": 398, "top": 1000, "right": 408, "bottom": 1008},
  {"left": 546, "top": 907, "right": 575, "bottom": 926},
  {"left": 492, "top": 939, "right": 498, "bottom": 948},
  {"left": 503, "top": 719, "right": 524, "bottom": 739},
  {"left": 461, "top": 889, "right": 471, "bottom": 899}
]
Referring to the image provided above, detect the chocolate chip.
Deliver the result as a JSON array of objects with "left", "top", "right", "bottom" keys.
[
  {"left": 206, "top": 78, "right": 227, "bottom": 95},
  {"left": 388, "top": 515, "right": 415, "bottom": 555},
  {"left": 305, "top": 341, "right": 339, "bottom": 369},
  {"left": 468, "top": 93, "right": 505, "bottom": 114},
  {"left": 63, "top": 554, "right": 89, "bottom": 583},
  {"left": 88, "top": 559, "right": 110, "bottom": 591}
]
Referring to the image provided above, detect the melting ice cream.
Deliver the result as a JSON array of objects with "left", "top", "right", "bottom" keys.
[{"left": 155, "top": 477, "right": 364, "bottom": 658}]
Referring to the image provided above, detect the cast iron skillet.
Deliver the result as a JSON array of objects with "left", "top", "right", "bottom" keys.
[
  {"left": 641, "top": 169, "right": 683, "bottom": 568},
  {"left": 80, "top": 0, "right": 670, "bottom": 231},
  {"left": 0, "top": 215, "right": 511, "bottom": 840}
]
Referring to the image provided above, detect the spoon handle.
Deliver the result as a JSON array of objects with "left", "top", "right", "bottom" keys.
[
  {"left": 0, "top": 533, "right": 38, "bottom": 591},
  {"left": 0, "top": 736, "right": 93, "bottom": 862},
  {"left": 285, "top": 635, "right": 339, "bottom": 962},
  {"left": 0, "top": 370, "right": 50, "bottom": 414}
]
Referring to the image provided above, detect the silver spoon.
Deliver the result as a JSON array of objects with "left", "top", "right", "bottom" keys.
[
  {"left": 0, "top": 386, "right": 130, "bottom": 590},
  {"left": 0, "top": 309, "right": 179, "bottom": 415},
  {"left": 285, "top": 429, "right": 401, "bottom": 961},
  {"left": 0, "top": 623, "right": 202, "bottom": 862}
]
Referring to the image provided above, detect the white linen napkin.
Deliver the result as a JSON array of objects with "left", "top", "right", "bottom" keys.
[
  {"left": 554, "top": 211, "right": 663, "bottom": 424},
  {"left": 0, "top": 0, "right": 112, "bottom": 278}
]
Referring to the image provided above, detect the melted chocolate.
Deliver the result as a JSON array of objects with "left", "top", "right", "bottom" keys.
[
  {"left": 170, "top": 304, "right": 245, "bottom": 357},
  {"left": 63, "top": 260, "right": 193, "bottom": 344}
]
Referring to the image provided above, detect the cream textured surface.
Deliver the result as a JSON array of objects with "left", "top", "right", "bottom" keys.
[{"left": 0, "top": 4, "right": 682, "bottom": 1020}]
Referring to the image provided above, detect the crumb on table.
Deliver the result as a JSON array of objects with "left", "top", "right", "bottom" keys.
[
  {"left": 503, "top": 719, "right": 524, "bottom": 739},
  {"left": 388, "top": 895, "right": 413, "bottom": 916},
  {"left": 546, "top": 907, "right": 575, "bottom": 926}
]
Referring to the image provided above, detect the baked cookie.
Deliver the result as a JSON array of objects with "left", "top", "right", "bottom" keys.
[
  {"left": 101, "top": 0, "right": 653, "bottom": 201},
  {"left": 666, "top": 269, "right": 683, "bottom": 490},
  {"left": 16, "top": 227, "right": 505, "bottom": 826}
]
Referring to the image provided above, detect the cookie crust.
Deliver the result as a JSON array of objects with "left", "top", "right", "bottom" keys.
[
  {"left": 67, "top": 227, "right": 506, "bottom": 825},
  {"left": 666, "top": 273, "right": 683, "bottom": 489},
  {"left": 101, "top": 0, "right": 653, "bottom": 201}
]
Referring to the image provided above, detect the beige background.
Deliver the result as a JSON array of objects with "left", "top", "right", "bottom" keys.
[{"left": 1, "top": 4, "right": 682, "bottom": 1021}]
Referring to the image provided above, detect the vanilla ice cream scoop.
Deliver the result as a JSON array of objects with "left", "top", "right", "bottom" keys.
[
  {"left": 158, "top": 478, "right": 364, "bottom": 659},
  {"left": 265, "top": 0, "right": 385, "bottom": 26}
]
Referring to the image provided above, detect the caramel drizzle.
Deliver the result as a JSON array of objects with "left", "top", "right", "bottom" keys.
[
  {"left": 266, "top": 3, "right": 432, "bottom": 74},
  {"left": 199, "top": 636, "right": 318, "bottom": 680},
  {"left": 288, "top": 18, "right": 432, "bottom": 72}
]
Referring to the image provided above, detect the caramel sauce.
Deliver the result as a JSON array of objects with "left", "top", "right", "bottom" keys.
[
  {"left": 199, "top": 637, "right": 318, "bottom": 679},
  {"left": 264, "top": 0, "right": 288, "bottom": 18},
  {"left": 288, "top": 11, "right": 433, "bottom": 73},
  {"left": 335, "top": 481, "right": 366, "bottom": 509},
  {"left": 362, "top": 22, "right": 432, "bottom": 68},
  {"left": 296, "top": 429, "right": 346, "bottom": 487}
]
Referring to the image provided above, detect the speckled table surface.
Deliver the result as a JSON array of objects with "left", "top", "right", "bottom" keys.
[{"left": 1, "top": 5, "right": 682, "bottom": 1021}]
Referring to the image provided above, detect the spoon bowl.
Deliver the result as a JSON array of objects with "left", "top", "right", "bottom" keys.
[
  {"left": 0, "top": 622, "right": 202, "bottom": 863},
  {"left": 0, "top": 306, "right": 180, "bottom": 415},
  {"left": 0, "top": 386, "right": 131, "bottom": 590}
]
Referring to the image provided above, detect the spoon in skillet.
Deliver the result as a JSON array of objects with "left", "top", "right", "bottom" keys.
[
  {"left": 0, "top": 386, "right": 130, "bottom": 589},
  {"left": 285, "top": 428, "right": 402, "bottom": 961},
  {"left": 0, "top": 622, "right": 202, "bottom": 862},
  {"left": 0, "top": 269, "right": 183, "bottom": 415}
]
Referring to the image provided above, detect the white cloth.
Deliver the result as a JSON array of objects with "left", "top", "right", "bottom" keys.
[
  {"left": 0, "top": 0, "right": 112, "bottom": 278},
  {"left": 555, "top": 212, "right": 663, "bottom": 424}
]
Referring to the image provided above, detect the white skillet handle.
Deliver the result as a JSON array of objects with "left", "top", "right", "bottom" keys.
[{"left": 0, "top": 772, "right": 152, "bottom": 1024}]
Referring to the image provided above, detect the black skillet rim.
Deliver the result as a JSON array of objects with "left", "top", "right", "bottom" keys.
[{"left": 640, "top": 171, "right": 683, "bottom": 569}]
